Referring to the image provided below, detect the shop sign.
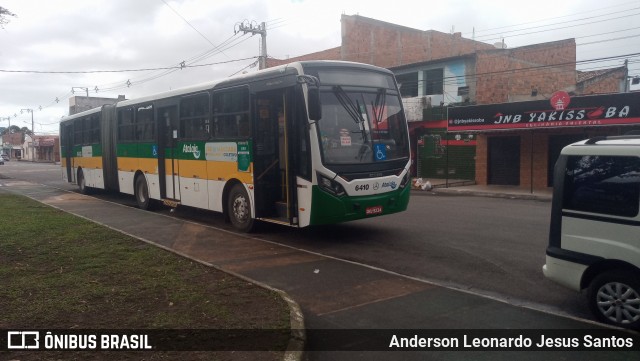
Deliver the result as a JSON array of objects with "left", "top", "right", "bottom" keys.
[{"left": 448, "top": 92, "right": 640, "bottom": 131}]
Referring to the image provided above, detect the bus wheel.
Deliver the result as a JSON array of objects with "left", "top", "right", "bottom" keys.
[
  {"left": 227, "top": 183, "right": 254, "bottom": 232},
  {"left": 77, "top": 169, "right": 90, "bottom": 195},
  {"left": 134, "top": 175, "right": 151, "bottom": 210},
  {"left": 587, "top": 270, "right": 640, "bottom": 330}
]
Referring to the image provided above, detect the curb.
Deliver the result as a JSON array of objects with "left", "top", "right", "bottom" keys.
[{"left": 410, "top": 188, "right": 552, "bottom": 202}]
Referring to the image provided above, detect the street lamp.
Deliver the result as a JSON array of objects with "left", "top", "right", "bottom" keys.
[
  {"left": 21, "top": 108, "right": 34, "bottom": 162},
  {"left": 1, "top": 116, "right": 9, "bottom": 133},
  {"left": 0, "top": 117, "right": 9, "bottom": 158}
]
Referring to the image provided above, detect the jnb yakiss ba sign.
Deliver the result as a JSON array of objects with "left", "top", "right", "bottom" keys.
[{"left": 448, "top": 92, "right": 640, "bottom": 131}]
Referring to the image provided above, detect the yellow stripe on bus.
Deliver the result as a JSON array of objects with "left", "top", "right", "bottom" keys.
[
  {"left": 116, "top": 157, "right": 253, "bottom": 183},
  {"left": 73, "top": 156, "right": 103, "bottom": 169},
  {"left": 179, "top": 159, "right": 254, "bottom": 184}
]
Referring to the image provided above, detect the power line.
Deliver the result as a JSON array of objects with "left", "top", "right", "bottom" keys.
[
  {"left": 1, "top": 56, "right": 257, "bottom": 124},
  {"left": 474, "top": 11, "right": 640, "bottom": 43},
  {"left": 0, "top": 57, "right": 256, "bottom": 75},
  {"left": 466, "top": 1, "right": 639, "bottom": 36},
  {"left": 7, "top": 5, "right": 640, "bottom": 129},
  {"left": 473, "top": 7, "right": 640, "bottom": 40},
  {"left": 159, "top": 0, "right": 224, "bottom": 55},
  {"left": 395, "top": 52, "right": 640, "bottom": 90},
  {"left": 89, "top": 33, "right": 254, "bottom": 93}
]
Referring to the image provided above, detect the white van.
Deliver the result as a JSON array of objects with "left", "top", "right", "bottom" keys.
[{"left": 543, "top": 135, "right": 640, "bottom": 330}]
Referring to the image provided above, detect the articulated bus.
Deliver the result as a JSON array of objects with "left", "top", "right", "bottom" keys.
[{"left": 60, "top": 61, "right": 411, "bottom": 232}]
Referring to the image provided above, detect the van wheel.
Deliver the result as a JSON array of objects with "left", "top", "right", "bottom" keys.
[
  {"left": 134, "top": 175, "right": 152, "bottom": 210},
  {"left": 227, "top": 183, "right": 254, "bottom": 232},
  {"left": 587, "top": 270, "right": 640, "bottom": 330}
]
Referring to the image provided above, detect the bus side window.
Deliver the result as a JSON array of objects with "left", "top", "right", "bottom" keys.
[
  {"left": 89, "top": 115, "right": 100, "bottom": 144},
  {"left": 180, "top": 94, "right": 210, "bottom": 140},
  {"left": 118, "top": 108, "right": 135, "bottom": 142},
  {"left": 136, "top": 104, "right": 155, "bottom": 142},
  {"left": 213, "top": 87, "right": 250, "bottom": 139},
  {"left": 73, "top": 117, "right": 85, "bottom": 146}
]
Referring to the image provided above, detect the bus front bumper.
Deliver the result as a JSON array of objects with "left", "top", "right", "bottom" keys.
[{"left": 309, "top": 185, "right": 410, "bottom": 226}]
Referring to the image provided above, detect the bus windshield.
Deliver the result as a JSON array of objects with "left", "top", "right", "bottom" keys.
[{"left": 317, "top": 87, "right": 409, "bottom": 165}]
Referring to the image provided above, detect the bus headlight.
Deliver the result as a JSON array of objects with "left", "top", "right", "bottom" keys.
[
  {"left": 317, "top": 173, "right": 346, "bottom": 197},
  {"left": 399, "top": 171, "right": 411, "bottom": 189}
]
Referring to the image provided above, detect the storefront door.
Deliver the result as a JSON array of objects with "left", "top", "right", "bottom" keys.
[{"left": 488, "top": 136, "right": 520, "bottom": 185}]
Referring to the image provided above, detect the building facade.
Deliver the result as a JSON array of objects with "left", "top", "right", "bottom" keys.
[
  {"left": 449, "top": 92, "right": 640, "bottom": 190},
  {"left": 69, "top": 95, "right": 126, "bottom": 115},
  {"left": 266, "top": 14, "right": 630, "bottom": 190},
  {"left": 1, "top": 132, "right": 23, "bottom": 159}
]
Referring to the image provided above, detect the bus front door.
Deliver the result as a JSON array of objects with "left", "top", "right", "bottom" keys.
[
  {"left": 157, "top": 106, "right": 180, "bottom": 202},
  {"left": 254, "top": 90, "right": 296, "bottom": 224}
]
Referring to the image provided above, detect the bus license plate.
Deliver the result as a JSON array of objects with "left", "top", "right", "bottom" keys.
[{"left": 365, "top": 205, "right": 383, "bottom": 216}]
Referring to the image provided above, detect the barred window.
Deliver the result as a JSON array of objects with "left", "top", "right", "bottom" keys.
[
  {"left": 88, "top": 115, "right": 101, "bottom": 144},
  {"left": 136, "top": 104, "right": 155, "bottom": 142},
  {"left": 118, "top": 108, "right": 135, "bottom": 142},
  {"left": 180, "top": 94, "right": 210, "bottom": 140},
  {"left": 213, "top": 87, "right": 250, "bottom": 138}
]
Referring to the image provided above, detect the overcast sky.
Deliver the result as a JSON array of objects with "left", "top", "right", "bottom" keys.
[{"left": 1, "top": 0, "right": 639, "bottom": 135}]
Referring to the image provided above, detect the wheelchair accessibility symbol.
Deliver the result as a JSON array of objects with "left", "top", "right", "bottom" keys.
[{"left": 374, "top": 143, "right": 387, "bottom": 161}]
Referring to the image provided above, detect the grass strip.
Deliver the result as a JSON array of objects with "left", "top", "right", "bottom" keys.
[{"left": 0, "top": 192, "right": 290, "bottom": 360}]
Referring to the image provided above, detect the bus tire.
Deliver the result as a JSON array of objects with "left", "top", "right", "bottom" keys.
[
  {"left": 227, "top": 183, "right": 254, "bottom": 232},
  {"left": 134, "top": 174, "right": 152, "bottom": 210},
  {"left": 587, "top": 270, "right": 640, "bottom": 330},
  {"left": 77, "top": 169, "right": 90, "bottom": 195}
]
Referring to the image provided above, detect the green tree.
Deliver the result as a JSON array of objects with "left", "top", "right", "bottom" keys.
[
  {"left": 0, "top": 7, "right": 16, "bottom": 29},
  {"left": 20, "top": 127, "right": 33, "bottom": 142}
]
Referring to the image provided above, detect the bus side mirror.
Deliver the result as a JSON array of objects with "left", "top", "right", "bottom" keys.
[{"left": 308, "top": 88, "right": 322, "bottom": 121}]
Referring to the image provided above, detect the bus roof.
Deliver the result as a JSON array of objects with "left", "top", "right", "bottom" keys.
[{"left": 60, "top": 60, "right": 392, "bottom": 124}]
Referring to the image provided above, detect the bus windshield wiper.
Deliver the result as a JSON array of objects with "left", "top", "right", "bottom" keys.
[
  {"left": 371, "top": 88, "right": 386, "bottom": 124},
  {"left": 332, "top": 85, "right": 366, "bottom": 125},
  {"left": 333, "top": 86, "right": 371, "bottom": 161}
]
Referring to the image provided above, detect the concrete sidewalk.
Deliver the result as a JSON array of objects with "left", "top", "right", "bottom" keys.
[
  {"left": 412, "top": 182, "right": 553, "bottom": 202},
  {"left": 2, "top": 181, "right": 635, "bottom": 361}
]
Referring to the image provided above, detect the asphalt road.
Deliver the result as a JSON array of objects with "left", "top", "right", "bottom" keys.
[{"left": 0, "top": 161, "right": 588, "bottom": 322}]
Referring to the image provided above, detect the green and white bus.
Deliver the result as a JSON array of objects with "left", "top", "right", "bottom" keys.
[{"left": 60, "top": 61, "right": 411, "bottom": 232}]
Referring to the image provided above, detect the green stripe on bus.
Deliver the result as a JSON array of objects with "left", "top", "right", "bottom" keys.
[
  {"left": 116, "top": 143, "right": 157, "bottom": 158},
  {"left": 309, "top": 185, "right": 410, "bottom": 226}
]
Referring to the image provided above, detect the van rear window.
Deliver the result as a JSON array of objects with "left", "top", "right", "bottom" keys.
[{"left": 563, "top": 155, "right": 640, "bottom": 217}]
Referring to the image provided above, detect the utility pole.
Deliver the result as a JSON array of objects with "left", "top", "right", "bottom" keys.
[
  {"left": 236, "top": 21, "right": 267, "bottom": 70},
  {"left": 21, "top": 108, "right": 34, "bottom": 161}
]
